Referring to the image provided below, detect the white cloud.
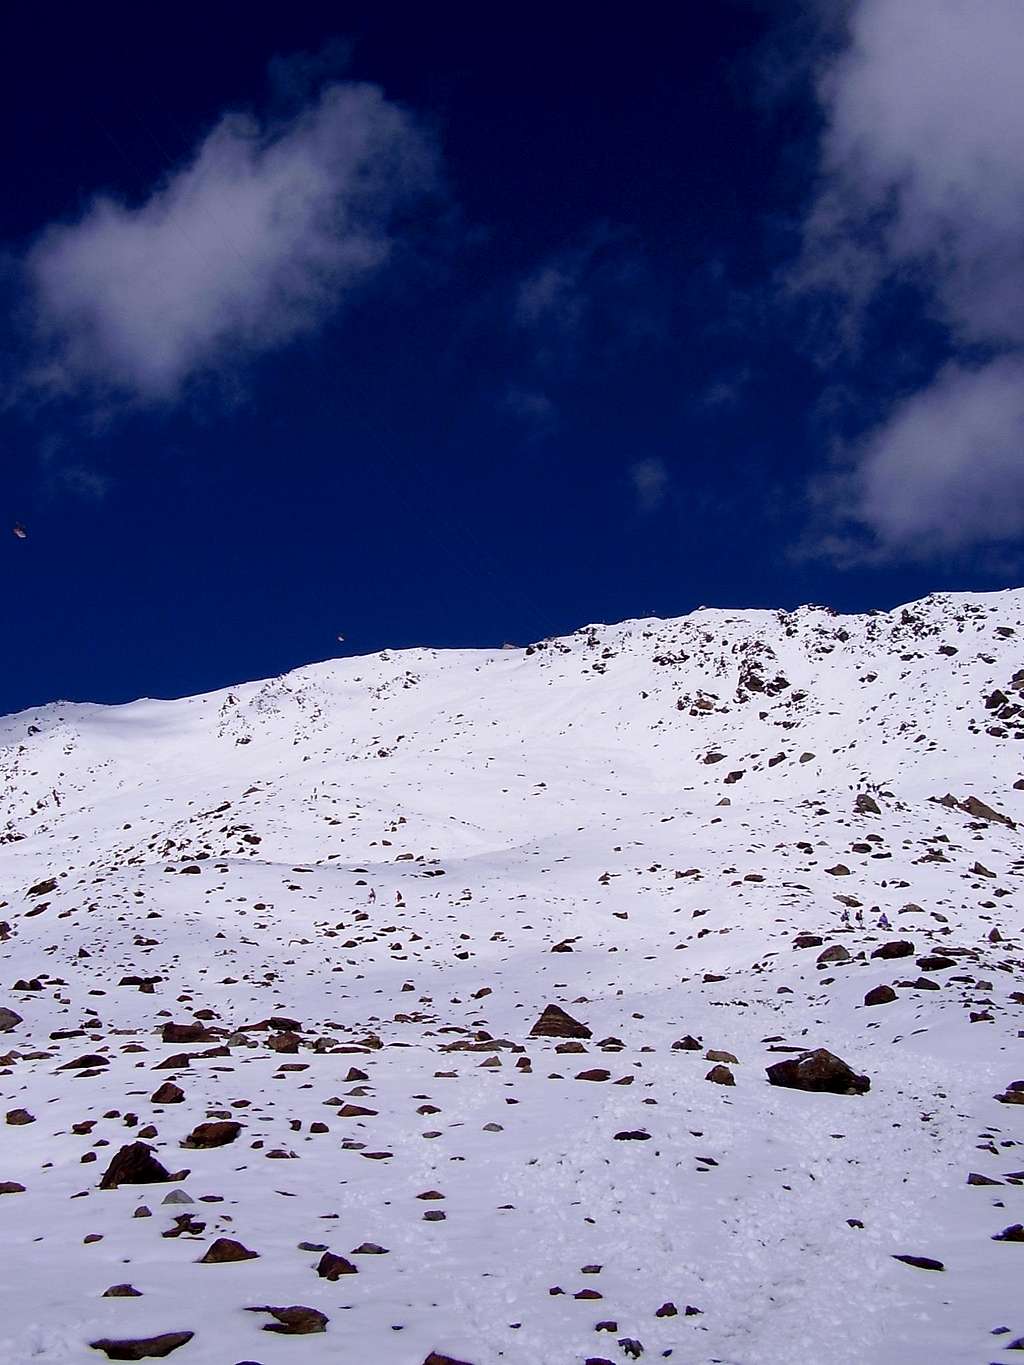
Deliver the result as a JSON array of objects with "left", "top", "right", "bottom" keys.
[
  {"left": 630, "top": 457, "right": 670, "bottom": 513},
  {"left": 25, "top": 81, "right": 436, "bottom": 402},
  {"left": 855, "top": 357, "right": 1024, "bottom": 554},
  {"left": 794, "top": 0, "right": 1024, "bottom": 557}
]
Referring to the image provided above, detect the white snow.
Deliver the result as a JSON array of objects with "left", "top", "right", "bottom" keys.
[{"left": 1, "top": 588, "right": 1022, "bottom": 1364}]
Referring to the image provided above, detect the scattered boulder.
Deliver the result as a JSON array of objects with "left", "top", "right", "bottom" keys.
[
  {"left": 423, "top": 1354, "right": 476, "bottom": 1365},
  {"left": 529, "top": 1005, "right": 591, "bottom": 1040},
  {"left": 198, "top": 1237, "right": 259, "bottom": 1263},
  {"left": 892, "top": 1255, "right": 944, "bottom": 1271},
  {"left": 248, "top": 1305, "right": 328, "bottom": 1334},
  {"left": 151, "top": 1082, "right": 184, "bottom": 1105},
  {"left": 0, "top": 1007, "right": 22, "bottom": 1033},
  {"left": 871, "top": 941, "right": 915, "bottom": 960},
  {"left": 161, "top": 1022, "right": 212, "bottom": 1044},
  {"left": 817, "top": 944, "right": 851, "bottom": 966},
  {"left": 89, "top": 1332, "right": 194, "bottom": 1359},
  {"left": 766, "top": 1049, "right": 870, "bottom": 1096},
  {"left": 181, "top": 1121, "right": 241, "bottom": 1149},
  {"left": 99, "top": 1143, "right": 180, "bottom": 1190},
  {"left": 316, "top": 1250, "right": 358, "bottom": 1279},
  {"left": 705, "top": 1065, "right": 735, "bottom": 1086},
  {"left": 993, "top": 1224, "right": 1024, "bottom": 1242},
  {"left": 864, "top": 985, "right": 897, "bottom": 1007}
]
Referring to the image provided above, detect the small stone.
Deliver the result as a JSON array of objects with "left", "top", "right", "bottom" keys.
[{"left": 102, "top": 1284, "right": 142, "bottom": 1297}]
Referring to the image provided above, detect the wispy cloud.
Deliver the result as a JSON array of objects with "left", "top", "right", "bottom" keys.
[
  {"left": 789, "top": 0, "right": 1024, "bottom": 561},
  {"left": 20, "top": 78, "right": 438, "bottom": 404},
  {"left": 513, "top": 226, "right": 663, "bottom": 372},
  {"left": 629, "top": 457, "right": 670, "bottom": 513}
]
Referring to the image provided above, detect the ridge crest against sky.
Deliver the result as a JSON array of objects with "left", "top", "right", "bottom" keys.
[{"left": 1, "top": 1, "right": 1022, "bottom": 714}]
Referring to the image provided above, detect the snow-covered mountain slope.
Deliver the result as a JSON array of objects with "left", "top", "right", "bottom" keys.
[{"left": 1, "top": 588, "right": 1023, "bottom": 1365}]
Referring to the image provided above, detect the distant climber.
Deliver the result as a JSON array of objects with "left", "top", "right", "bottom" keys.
[{"left": 878, "top": 912, "right": 891, "bottom": 930}]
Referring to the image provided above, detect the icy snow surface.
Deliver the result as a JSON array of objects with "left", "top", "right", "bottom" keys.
[{"left": 1, "top": 589, "right": 1023, "bottom": 1364}]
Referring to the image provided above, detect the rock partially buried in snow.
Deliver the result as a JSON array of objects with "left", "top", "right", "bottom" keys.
[
  {"left": 181, "top": 1120, "right": 241, "bottom": 1149},
  {"left": 423, "top": 1354, "right": 477, "bottom": 1365},
  {"left": 766, "top": 1049, "right": 869, "bottom": 1095},
  {"left": 892, "top": 1254, "right": 944, "bottom": 1271},
  {"left": 89, "top": 1332, "right": 194, "bottom": 1359},
  {"left": 529, "top": 1004, "right": 592, "bottom": 1039},
  {"left": 705, "top": 1064, "right": 735, "bottom": 1086},
  {"left": 99, "top": 1143, "right": 184, "bottom": 1190},
  {"left": 0, "top": 1006, "right": 22, "bottom": 1032},
  {"left": 248, "top": 1305, "right": 328, "bottom": 1334},
  {"left": 198, "top": 1237, "right": 259, "bottom": 1263},
  {"left": 864, "top": 985, "right": 897, "bottom": 1007}
]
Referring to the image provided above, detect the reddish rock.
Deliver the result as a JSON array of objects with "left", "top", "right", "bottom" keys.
[
  {"left": 529, "top": 1005, "right": 591, "bottom": 1039},
  {"left": 88, "top": 1332, "right": 193, "bottom": 1359},
  {"left": 316, "top": 1250, "right": 358, "bottom": 1279},
  {"left": 181, "top": 1120, "right": 241, "bottom": 1149},
  {"left": 766, "top": 1049, "right": 869, "bottom": 1096},
  {"left": 150, "top": 1082, "right": 184, "bottom": 1105},
  {"left": 198, "top": 1237, "right": 259, "bottom": 1263},
  {"left": 99, "top": 1143, "right": 180, "bottom": 1190},
  {"left": 248, "top": 1305, "right": 328, "bottom": 1334}
]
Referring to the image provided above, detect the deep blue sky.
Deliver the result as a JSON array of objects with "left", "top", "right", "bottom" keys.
[{"left": 1, "top": 1, "right": 1018, "bottom": 715}]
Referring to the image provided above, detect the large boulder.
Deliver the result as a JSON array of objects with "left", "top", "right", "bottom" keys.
[
  {"left": 0, "top": 1007, "right": 22, "bottom": 1033},
  {"left": 99, "top": 1143, "right": 182, "bottom": 1190},
  {"left": 871, "top": 940, "right": 915, "bottom": 960},
  {"left": 529, "top": 1005, "right": 591, "bottom": 1039},
  {"left": 766, "top": 1048, "right": 870, "bottom": 1096}
]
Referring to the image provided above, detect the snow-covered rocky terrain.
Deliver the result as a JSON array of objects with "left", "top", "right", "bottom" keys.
[{"left": 2, "top": 588, "right": 1023, "bottom": 1365}]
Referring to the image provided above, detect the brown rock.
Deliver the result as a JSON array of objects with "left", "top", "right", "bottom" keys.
[
  {"left": 198, "top": 1237, "right": 259, "bottom": 1263},
  {"left": 864, "top": 985, "right": 897, "bottom": 1007},
  {"left": 766, "top": 1048, "right": 869, "bottom": 1095},
  {"left": 88, "top": 1332, "right": 194, "bottom": 1359},
  {"left": 0, "top": 1007, "right": 22, "bottom": 1033},
  {"left": 151, "top": 1082, "right": 184, "bottom": 1105},
  {"left": 529, "top": 1005, "right": 591, "bottom": 1039},
  {"left": 99, "top": 1143, "right": 179, "bottom": 1190},
  {"left": 316, "top": 1250, "right": 358, "bottom": 1279},
  {"left": 181, "top": 1121, "right": 241, "bottom": 1149},
  {"left": 161, "top": 1022, "right": 211, "bottom": 1044},
  {"left": 871, "top": 940, "right": 915, "bottom": 959},
  {"left": 705, "top": 1064, "right": 735, "bottom": 1086},
  {"left": 248, "top": 1305, "right": 328, "bottom": 1334}
]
